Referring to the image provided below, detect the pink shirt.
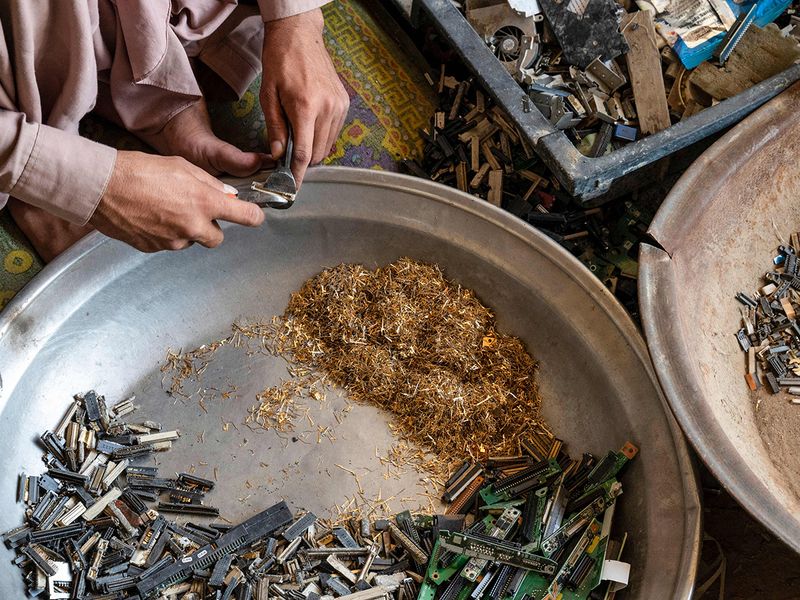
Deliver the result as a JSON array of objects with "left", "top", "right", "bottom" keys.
[{"left": 0, "top": 0, "right": 327, "bottom": 225}]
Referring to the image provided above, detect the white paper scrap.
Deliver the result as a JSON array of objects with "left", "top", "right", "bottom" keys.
[
  {"left": 651, "top": 0, "right": 735, "bottom": 48},
  {"left": 600, "top": 559, "right": 631, "bottom": 592},
  {"left": 507, "top": 0, "right": 541, "bottom": 17}
]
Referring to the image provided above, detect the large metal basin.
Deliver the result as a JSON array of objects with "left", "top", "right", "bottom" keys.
[
  {"left": 640, "top": 83, "right": 800, "bottom": 552},
  {"left": 0, "top": 168, "right": 699, "bottom": 597}
]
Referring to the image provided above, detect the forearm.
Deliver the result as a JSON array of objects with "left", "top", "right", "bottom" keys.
[
  {"left": 257, "top": 0, "right": 331, "bottom": 22},
  {"left": 0, "top": 110, "right": 117, "bottom": 225}
]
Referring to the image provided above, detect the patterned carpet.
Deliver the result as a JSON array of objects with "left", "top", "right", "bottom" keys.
[{"left": 0, "top": 0, "right": 435, "bottom": 310}]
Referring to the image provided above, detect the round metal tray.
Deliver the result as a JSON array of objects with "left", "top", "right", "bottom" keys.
[
  {"left": 640, "top": 82, "right": 800, "bottom": 553},
  {"left": 0, "top": 167, "right": 699, "bottom": 597}
]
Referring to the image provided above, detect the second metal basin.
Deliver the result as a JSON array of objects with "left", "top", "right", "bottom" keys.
[{"left": 640, "top": 82, "right": 800, "bottom": 553}]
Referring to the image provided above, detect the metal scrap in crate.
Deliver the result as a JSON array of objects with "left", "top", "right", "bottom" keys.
[{"left": 410, "top": 0, "right": 800, "bottom": 200}]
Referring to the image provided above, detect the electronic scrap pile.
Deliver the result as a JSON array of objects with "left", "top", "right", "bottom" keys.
[
  {"left": 406, "top": 1, "right": 800, "bottom": 303},
  {"left": 4, "top": 390, "right": 227, "bottom": 597},
  {"left": 3, "top": 389, "right": 638, "bottom": 600},
  {"left": 4, "top": 390, "right": 428, "bottom": 599},
  {"left": 418, "top": 434, "right": 637, "bottom": 600},
  {"left": 453, "top": 0, "right": 800, "bottom": 153},
  {"left": 735, "top": 237, "right": 800, "bottom": 399},
  {"left": 404, "top": 80, "right": 650, "bottom": 308}
]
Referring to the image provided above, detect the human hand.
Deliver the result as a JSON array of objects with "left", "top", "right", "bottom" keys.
[
  {"left": 90, "top": 151, "right": 265, "bottom": 252},
  {"left": 137, "top": 99, "right": 272, "bottom": 178},
  {"left": 260, "top": 8, "right": 350, "bottom": 186}
]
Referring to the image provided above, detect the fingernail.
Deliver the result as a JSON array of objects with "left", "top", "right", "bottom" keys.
[
  {"left": 270, "top": 140, "right": 284, "bottom": 158},
  {"left": 223, "top": 183, "right": 238, "bottom": 195}
]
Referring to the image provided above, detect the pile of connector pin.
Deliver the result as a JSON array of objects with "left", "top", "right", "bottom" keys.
[
  {"left": 2, "top": 390, "right": 427, "bottom": 599},
  {"left": 735, "top": 238, "right": 800, "bottom": 397},
  {"left": 403, "top": 77, "right": 555, "bottom": 209},
  {"left": 405, "top": 74, "right": 610, "bottom": 230},
  {"left": 275, "top": 258, "right": 547, "bottom": 471},
  {"left": 419, "top": 431, "right": 636, "bottom": 600},
  {"left": 4, "top": 391, "right": 224, "bottom": 597}
]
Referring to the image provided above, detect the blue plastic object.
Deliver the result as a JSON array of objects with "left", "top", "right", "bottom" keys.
[
  {"left": 613, "top": 123, "right": 638, "bottom": 142},
  {"left": 671, "top": 0, "right": 792, "bottom": 69}
]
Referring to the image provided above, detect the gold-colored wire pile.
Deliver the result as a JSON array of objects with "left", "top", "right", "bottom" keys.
[
  {"left": 272, "top": 258, "right": 549, "bottom": 470},
  {"left": 247, "top": 379, "right": 307, "bottom": 432}
]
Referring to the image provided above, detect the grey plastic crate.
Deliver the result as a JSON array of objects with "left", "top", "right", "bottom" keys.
[{"left": 412, "top": 0, "right": 800, "bottom": 202}]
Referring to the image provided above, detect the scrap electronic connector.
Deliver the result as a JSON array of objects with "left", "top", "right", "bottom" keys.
[
  {"left": 1, "top": 391, "right": 434, "bottom": 599},
  {"left": 735, "top": 236, "right": 800, "bottom": 397},
  {"left": 419, "top": 436, "right": 637, "bottom": 600},
  {"left": 4, "top": 392, "right": 637, "bottom": 600}
]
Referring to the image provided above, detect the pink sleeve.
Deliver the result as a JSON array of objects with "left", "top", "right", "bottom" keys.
[
  {"left": 0, "top": 110, "right": 117, "bottom": 225},
  {"left": 257, "top": 0, "right": 331, "bottom": 21}
]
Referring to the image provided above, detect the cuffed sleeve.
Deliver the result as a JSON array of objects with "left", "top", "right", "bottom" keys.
[
  {"left": 0, "top": 110, "right": 116, "bottom": 225},
  {"left": 257, "top": 0, "right": 331, "bottom": 21}
]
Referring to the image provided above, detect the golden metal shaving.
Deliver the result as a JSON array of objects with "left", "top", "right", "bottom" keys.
[
  {"left": 246, "top": 378, "right": 307, "bottom": 433},
  {"left": 272, "top": 258, "right": 549, "bottom": 472},
  {"left": 159, "top": 259, "right": 551, "bottom": 517},
  {"left": 162, "top": 344, "right": 223, "bottom": 399},
  {"left": 161, "top": 321, "right": 276, "bottom": 400}
]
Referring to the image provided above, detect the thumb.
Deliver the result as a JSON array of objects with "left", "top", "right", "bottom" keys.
[
  {"left": 207, "top": 142, "right": 267, "bottom": 178},
  {"left": 261, "top": 86, "right": 289, "bottom": 160}
]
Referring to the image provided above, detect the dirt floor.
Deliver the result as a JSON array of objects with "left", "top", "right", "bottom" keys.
[{"left": 699, "top": 464, "right": 800, "bottom": 599}]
